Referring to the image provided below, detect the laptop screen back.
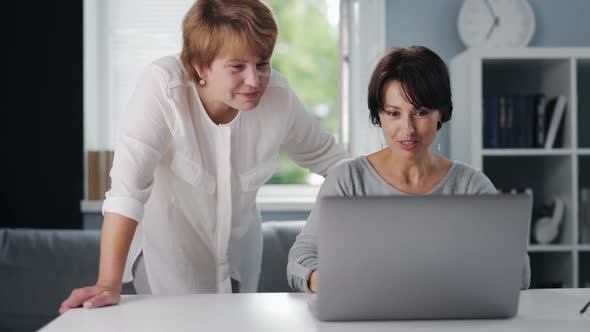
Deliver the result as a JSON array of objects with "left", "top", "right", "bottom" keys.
[{"left": 315, "top": 194, "right": 531, "bottom": 321}]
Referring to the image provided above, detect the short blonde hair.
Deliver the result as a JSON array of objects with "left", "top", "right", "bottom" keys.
[{"left": 180, "top": 0, "right": 278, "bottom": 82}]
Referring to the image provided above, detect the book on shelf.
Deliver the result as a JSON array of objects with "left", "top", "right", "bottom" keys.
[
  {"left": 500, "top": 96, "right": 511, "bottom": 148},
  {"left": 535, "top": 95, "right": 546, "bottom": 148},
  {"left": 482, "top": 94, "right": 566, "bottom": 149},
  {"left": 544, "top": 95, "right": 568, "bottom": 149},
  {"left": 483, "top": 95, "right": 499, "bottom": 148},
  {"left": 87, "top": 151, "right": 100, "bottom": 200},
  {"left": 87, "top": 150, "right": 114, "bottom": 200}
]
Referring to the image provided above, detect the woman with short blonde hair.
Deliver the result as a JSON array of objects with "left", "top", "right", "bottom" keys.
[
  {"left": 180, "top": 0, "right": 278, "bottom": 83},
  {"left": 60, "top": 0, "right": 347, "bottom": 313}
]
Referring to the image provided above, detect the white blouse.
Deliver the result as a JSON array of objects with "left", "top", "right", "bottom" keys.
[{"left": 102, "top": 55, "right": 347, "bottom": 294}]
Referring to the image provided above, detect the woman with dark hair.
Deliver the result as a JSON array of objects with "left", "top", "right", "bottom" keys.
[{"left": 287, "top": 46, "right": 531, "bottom": 293}]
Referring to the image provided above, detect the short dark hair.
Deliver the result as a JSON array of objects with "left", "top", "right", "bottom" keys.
[{"left": 367, "top": 46, "right": 452, "bottom": 129}]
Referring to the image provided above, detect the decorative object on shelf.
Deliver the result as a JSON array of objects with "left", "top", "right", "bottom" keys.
[
  {"left": 458, "top": 0, "right": 535, "bottom": 48},
  {"left": 498, "top": 187, "right": 533, "bottom": 197},
  {"left": 533, "top": 197, "right": 565, "bottom": 244},
  {"left": 87, "top": 150, "right": 114, "bottom": 200},
  {"left": 450, "top": 47, "right": 590, "bottom": 288},
  {"left": 580, "top": 188, "right": 590, "bottom": 244},
  {"left": 502, "top": 187, "right": 533, "bottom": 196}
]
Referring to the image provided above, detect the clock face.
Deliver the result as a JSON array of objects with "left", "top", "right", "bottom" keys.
[{"left": 458, "top": 0, "right": 535, "bottom": 48}]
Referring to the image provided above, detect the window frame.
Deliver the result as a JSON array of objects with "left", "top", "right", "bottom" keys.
[{"left": 256, "top": 0, "right": 386, "bottom": 209}]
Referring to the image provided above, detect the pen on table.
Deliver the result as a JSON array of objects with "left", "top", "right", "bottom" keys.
[{"left": 580, "top": 299, "right": 590, "bottom": 315}]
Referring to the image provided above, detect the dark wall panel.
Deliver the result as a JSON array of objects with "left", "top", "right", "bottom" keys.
[{"left": 1, "top": 1, "right": 83, "bottom": 228}]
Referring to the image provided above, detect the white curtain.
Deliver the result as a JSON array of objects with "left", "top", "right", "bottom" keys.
[
  {"left": 341, "top": 0, "right": 386, "bottom": 157},
  {"left": 84, "top": 0, "right": 194, "bottom": 150}
]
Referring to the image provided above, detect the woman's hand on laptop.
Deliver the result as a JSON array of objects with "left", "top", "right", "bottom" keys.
[{"left": 309, "top": 270, "right": 319, "bottom": 293}]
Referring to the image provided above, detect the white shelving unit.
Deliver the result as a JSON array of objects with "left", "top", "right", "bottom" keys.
[{"left": 450, "top": 47, "right": 590, "bottom": 288}]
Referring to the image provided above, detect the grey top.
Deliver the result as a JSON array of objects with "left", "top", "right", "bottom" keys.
[{"left": 287, "top": 156, "right": 531, "bottom": 292}]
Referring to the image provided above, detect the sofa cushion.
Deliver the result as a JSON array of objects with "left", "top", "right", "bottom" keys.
[
  {"left": 0, "top": 220, "right": 305, "bottom": 331},
  {"left": 258, "top": 220, "right": 305, "bottom": 292},
  {"left": 0, "top": 229, "right": 103, "bottom": 332}
]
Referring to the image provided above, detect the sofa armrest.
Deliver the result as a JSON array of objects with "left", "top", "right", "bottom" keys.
[{"left": 0, "top": 228, "right": 135, "bottom": 331}]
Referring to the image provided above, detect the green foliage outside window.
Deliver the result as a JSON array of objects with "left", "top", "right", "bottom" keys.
[{"left": 265, "top": 0, "right": 339, "bottom": 184}]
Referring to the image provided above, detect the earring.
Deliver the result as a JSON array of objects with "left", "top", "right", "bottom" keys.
[
  {"left": 438, "top": 143, "right": 441, "bottom": 151},
  {"left": 378, "top": 126, "right": 388, "bottom": 150},
  {"left": 199, "top": 79, "right": 206, "bottom": 86}
]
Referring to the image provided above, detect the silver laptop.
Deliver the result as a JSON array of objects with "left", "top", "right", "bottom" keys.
[{"left": 310, "top": 194, "right": 531, "bottom": 321}]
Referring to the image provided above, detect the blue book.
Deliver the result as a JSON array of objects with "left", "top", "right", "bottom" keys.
[
  {"left": 512, "top": 95, "right": 527, "bottom": 148},
  {"left": 534, "top": 94, "right": 546, "bottom": 148},
  {"left": 498, "top": 96, "right": 506, "bottom": 148},
  {"left": 504, "top": 96, "right": 514, "bottom": 148},
  {"left": 527, "top": 95, "right": 535, "bottom": 148},
  {"left": 483, "top": 95, "right": 499, "bottom": 148},
  {"left": 519, "top": 95, "right": 532, "bottom": 148}
]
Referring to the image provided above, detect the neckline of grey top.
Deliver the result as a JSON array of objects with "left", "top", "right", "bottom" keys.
[{"left": 358, "top": 155, "right": 458, "bottom": 196}]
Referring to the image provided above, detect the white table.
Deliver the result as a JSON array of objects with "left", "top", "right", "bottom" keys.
[{"left": 40, "top": 289, "right": 589, "bottom": 331}]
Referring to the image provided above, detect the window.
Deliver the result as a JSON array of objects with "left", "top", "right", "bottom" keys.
[
  {"left": 84, "top": 0, "right": 194, "bottom": 151},
  {"left": 83, "top": 0, "right": 385, "bottom": 204},
  {"left": 264, "top": 0, "right": 388, "bottom": 185},
  {"left": 83, "top": 0, "right": 194, "bottom": 200},
  {"left": 264, "top": 0, "right": 340, "bottom": 185},
  {"left": 342, "top": 0, "right": 386, "bottom": 157}
]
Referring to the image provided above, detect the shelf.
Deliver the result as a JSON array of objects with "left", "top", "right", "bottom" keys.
[
  {"left": 463, "top": 47, "right": 590, "bottom": 60},
  {"left": 81, "top": 185, "right": 320, "bottom": 213},
  {"left": 484, "top": 155, "right": 574, "bottom": 244},
  {"left": 450, "top": 48, "right": 590, "bottom": 287},
  {"left": 482, "top": 149, "right": 572, "bottom": 156},
  {"left": 82, "top": 198, "right": 316, "bottom": 213},
  {"left": 527, "top": 245, "right": 573, "bottom": 252},
  {"left": 80, "top": 200, "right": 103, "bottom": 213},
  {"left": 529, "top": 251, "right": 573, "bottom": 288},
  {"left": 483, "top": 58, "right": 573, "bottom": 150}
]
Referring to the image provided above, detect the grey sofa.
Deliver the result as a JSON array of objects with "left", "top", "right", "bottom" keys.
[{"left": 0, "top": 220, "right": 304, "bottom": 332}]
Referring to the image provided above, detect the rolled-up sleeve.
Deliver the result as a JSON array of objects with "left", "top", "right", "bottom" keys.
[{"left": 102, "top": 64, "right": 174, "bottom": 223}]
